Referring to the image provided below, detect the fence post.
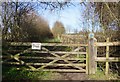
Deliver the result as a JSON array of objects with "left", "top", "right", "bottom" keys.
[
  {"left": 86, "top": 46, "right": 89, "bottom": 74},
  {"left": 88, "top": 33, "right": 97, "bottom": 74},
  {"left": 105, "top": 38, "right": 109, "bottom": 75}
]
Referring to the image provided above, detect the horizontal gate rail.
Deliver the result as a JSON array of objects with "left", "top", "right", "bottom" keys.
[
  {"left": 8, "top": 42, "right": 88, "bottom": 47},
  {"left": 2, "top": 51, "right": 86, "bottom": 54},
  {"left": 16, "top": 68, "right": 86, "bottom": 73},
  {"left": 29, "top": 51, "right": 87, "bottom": 54},
  {"left": 96, "top": 57, "right": 120, "bottom": 62},
  {"left": 95, "top": 42, "right": 120, "bottom": 46},
  {"left": 2, "top": 41, "right": 88, "bottom": 73},
  {"left": 2, "top": 62, "right": 86, "bottom": 67},
  {"left": 88, "top": 34, "right": 120, "bottom": 75},
  {"left": 1, "top": 56, "right": 86, "bottom": 60}
]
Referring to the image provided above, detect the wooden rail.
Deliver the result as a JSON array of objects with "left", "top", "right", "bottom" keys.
[
  {"left": 97, "top": 39, "right": 120, "bottom": 75},
  {"left": 2, "top": 34, "right": 120, "bottom": 74},
  {"left": 2, "top": 51, "right": 87, "bottom": 55},
  {"left": 96, "top": 57, "right": 120, "bottom": 62},
  {"left": 16, "top": 68, "right": 86, "bottom": 72},
  {"left": 1, "top": 56, "right": 86, "bottom": 60},
  {"left": 88, "top": 33, "right": 120, "bottom": 75},
  {"left": 89, "top": 36, "right": 120, "bottom": 75},
  {"left": 95, "top": 42, "right": 120, "bottom": 46},
  {"left": 2, "top": 62, "right": 86, "bottom": 66},
  {"left": 8, "top": 42, "right": 88, "bottom": 46},
  {"left": 61, "top": 34, "right": 86, "bottom": 44},
  {"left": 2, "top": 42, "right": 87, "bottom": 73},
  {"left": 7, "top": 42, "right": 120, "bottom": 47}
]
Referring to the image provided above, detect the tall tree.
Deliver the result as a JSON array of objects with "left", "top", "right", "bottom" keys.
[
  {"left": 20, "top": 12, "right": 53, "bottom": 42},
  {"left": 94, "top": 2, "right": 120, "bottom": 39},
  {"left": 1, "top": 2, "right": 35, "bottom": 41},
  {"left": 1, "top": 1, "right": 71, "bottom": 42},
  {"left": 52, "top": 21, "right": 65, "bottom": 37}
]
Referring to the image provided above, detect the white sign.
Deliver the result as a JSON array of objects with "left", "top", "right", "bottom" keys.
[{"left": 32, "top": 43, "right": 41, "bottom": 50}]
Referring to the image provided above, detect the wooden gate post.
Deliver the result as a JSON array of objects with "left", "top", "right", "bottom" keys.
[
  {"left": 88, "top": 33, "right": 97, "bottom": 74},
  {"left": 105, "top": 38, "right": 109, "bottom": 75}
]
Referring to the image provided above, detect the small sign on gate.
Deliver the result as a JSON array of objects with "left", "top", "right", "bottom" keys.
[{"left": 32, "top": 43, "right": 41, "bottom": 50}]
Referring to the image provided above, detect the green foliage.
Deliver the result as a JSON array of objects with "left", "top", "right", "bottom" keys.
[
  {"left": 3, "top": 66, "right": 53, "bottom": 80},
  {"left": 77, "top": 54, "right": 85, "bottom": 58},
  {"left": 89, "top": 67, "right": 119, "bottom": 80},
  {"left": 65, "top": 47, "right": 72, "bottom": 51},
  {"left": 43, "top": 37, "right": 61, "bottom": 43}
]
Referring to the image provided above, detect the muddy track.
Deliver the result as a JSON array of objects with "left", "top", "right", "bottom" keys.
[{"left": 53, "top": 73, "right": 89, "bottom": 80}]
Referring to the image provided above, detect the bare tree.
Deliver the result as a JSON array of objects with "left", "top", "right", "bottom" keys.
[
  {"left": 1, "top": 2, "right": 36, "bottom": 41},
  {"left": 52, "top": 21, "right": 65, "bottom": 37},
  {"left": 94, "top": 2, "right": 120, "bottom": 39},
  {"left": 1, "top": 1, "right": 71, "bottom": 42}
]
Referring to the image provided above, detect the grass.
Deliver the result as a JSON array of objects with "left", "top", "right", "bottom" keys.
[
  {"left": 89, "top": 67, "right": 119, "bottom": 80},
  {"left": 3, "top": 37, "right": 119, "bottom": 80},
  {"left": 2, "top": 66, "right": 53, "bottom": 80},
  {"left": 42, "top": 37, "right": 61, "bottom": 43},
  {"left": 2, "top": 37, "right": 66, "bottom": 81}
]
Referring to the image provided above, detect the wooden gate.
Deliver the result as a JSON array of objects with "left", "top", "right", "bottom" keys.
[
  {"left": 2, "top": 42, "right": 88, "bottom": 73},
  {"left": 2, "top": 35, "right": 120, "bottom": 75}
]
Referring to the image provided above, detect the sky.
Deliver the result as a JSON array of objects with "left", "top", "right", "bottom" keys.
[
  {"left": 0, "top": 1, "right": 101, "bottom": 34},
  {"left": 37, "top": 2, "right": 87, "bottom": 33}
]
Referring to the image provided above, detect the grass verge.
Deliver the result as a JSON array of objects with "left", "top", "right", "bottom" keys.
[
  {"left": 89, "top": 68, "right": 119, "bottom": 80},
  {"left": 2, "top": 66, "right": 53, "bottom": 80}
]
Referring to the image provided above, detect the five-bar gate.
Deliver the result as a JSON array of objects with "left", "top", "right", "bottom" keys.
[{"left": 2, "top": 42, "right": 88, "bottom": 73}]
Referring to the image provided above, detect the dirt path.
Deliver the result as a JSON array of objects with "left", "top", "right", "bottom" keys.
[{"left": 51, "top": 73, "right": 89, "bottom": 80}]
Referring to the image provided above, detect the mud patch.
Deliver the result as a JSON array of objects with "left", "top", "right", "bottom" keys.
[{"left": 50, "top": 73, "right": 89, "bottom": 80}]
